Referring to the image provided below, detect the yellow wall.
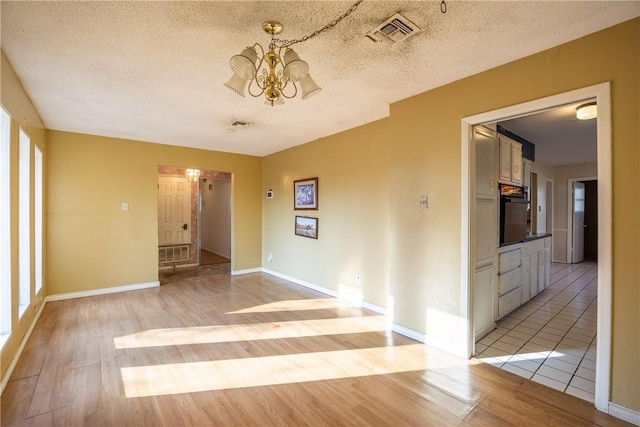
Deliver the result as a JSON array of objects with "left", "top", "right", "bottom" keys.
[
  {"left": 263, "top": 19, "right": 639, "bottom": 410},
  {"left": 46, "top": 130, "right": 262, "bottom": 295},
  {"left": 1, "top": 51, "right": 47, "bottom": 381},
  {"left": 262, "top": 118, "right": 391, "bottom": 308},
  {"left": 2, "top": 17, "right": 639, "bottom": 412}
]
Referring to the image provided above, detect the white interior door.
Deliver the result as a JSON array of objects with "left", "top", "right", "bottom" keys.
[
  {"left": 571, "top": 181, "right": 585, "bottom": 263},
  {"left": 158, "top": 176, "right": 192, "bottom": 245}
]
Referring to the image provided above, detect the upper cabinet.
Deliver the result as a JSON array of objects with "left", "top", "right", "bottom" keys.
[
  {"left": 475, "top": 126, "right": 497, "bottom": 199},
  {"left": 498, "top": 135, "right": 523, "bottom": 186}
]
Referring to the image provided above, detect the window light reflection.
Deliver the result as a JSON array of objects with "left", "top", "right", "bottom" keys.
[
  {"left": 121, "top": 344, "right": 461, "bottom": 398},
  {"left": 228, "top": 298, "right": 357, "bottom": 314},
  {"left": 114, "top": 315, "right": 386, "bottom": 349}
]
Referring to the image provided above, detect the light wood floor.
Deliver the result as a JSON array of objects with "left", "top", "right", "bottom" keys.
[{"left": 1, "top": 272, "right": 631, "bottom": 426}]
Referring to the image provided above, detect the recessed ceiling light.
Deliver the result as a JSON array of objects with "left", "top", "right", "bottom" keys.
[{"left": 576, "top": 102, "right": 597, "bottom": 120}]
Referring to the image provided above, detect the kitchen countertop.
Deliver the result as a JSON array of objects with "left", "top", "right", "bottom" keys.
[
  {"left": 522, "top": 232, "right": 552, "bottom": 242},
  {"left": 499, "top": 233, "right": 552, "bottom": 250}
]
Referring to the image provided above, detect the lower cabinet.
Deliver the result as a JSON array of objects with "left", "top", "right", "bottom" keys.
[
  {"left": 498, "top": 287, "right": 521, "bottom": 318},
  {"left": 474, "top": 265, "right": 496, "bottom": 340},
  {"left": 497, "top": 246, "right": 522, "bottom": 319},
  {"left": 544, "top": 238, "right": 552, "bottom": 288},
  {"left": 497, "top": 237, "right": 552, "bottom": 320}
]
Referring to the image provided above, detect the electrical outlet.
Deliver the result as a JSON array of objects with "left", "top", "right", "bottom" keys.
[
  {"left": 268, "top": 253, "right": 273, "bottom": 263},
  {"left": 355, "top": 274, "right": 361, "bottom": 284},
  {"left": 121, "top": 202, "right": 129, "bottom": 211}
]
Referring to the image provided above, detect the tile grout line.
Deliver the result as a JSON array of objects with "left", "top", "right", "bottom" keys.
[{"left": 477, "top": 262, "right": 598, "bottom": 398}]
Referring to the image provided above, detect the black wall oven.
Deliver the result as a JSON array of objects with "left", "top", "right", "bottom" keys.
[{"left": 499, "top": 184, "right": 528, "bottom": 246}]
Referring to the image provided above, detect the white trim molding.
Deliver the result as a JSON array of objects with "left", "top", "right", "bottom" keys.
[
  {"left": 261, "top": 268, "right": 387, "bottom": 315},
  {"left": 46, "top": 281, "right": 159, "bottom": 302},
  {"left": 261, "top": 268, "right": 430, "bottom": 345},
  {"left": 608, "top": 403, "right": 640, "bottom": 426},
  {"left": 231, "top": 268, "right": 262, "bottom": 276},
  {"left": 461, "top": 82, "right": 612, "bottom": 413}
]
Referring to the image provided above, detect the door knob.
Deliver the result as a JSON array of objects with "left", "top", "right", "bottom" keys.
[
  {"left": 182, "top": 223, "right": 188, "bottom": 230},
  {"left": 583, "top": 224, "right": 587, "bottom": 228}
]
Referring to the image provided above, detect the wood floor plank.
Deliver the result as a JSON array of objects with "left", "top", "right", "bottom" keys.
[{"left": 1, "top": 270, "right": 632, "bottom": 426}]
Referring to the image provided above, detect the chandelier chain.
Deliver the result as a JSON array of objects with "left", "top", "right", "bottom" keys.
[{"left": 271, "top": 0, "right": 364, "bottom": 48}]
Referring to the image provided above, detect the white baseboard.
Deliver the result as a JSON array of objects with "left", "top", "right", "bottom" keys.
[
  {"left": 262, "top": 268, "right": 339, "bottom": 298},
  {"left": 392, "top": 323, "right": 426, "bottom": 343},
  {"left": 262, "top": 268, "right": 386, "bottom": 316},
  {"left": 261, "top": 268, "right": 433, "bottom": 344},
  {"left": 46, "top": 281, "right": 159, "bottom": 302},
  {"left": 231, "top": 268, "right": 262, "bottom": 276},
  {"left": 1, "top": 299, "right": 47, "bottom": 395},
  {"left": 609, "top": 402, "right": 640, "bottom": 426}
]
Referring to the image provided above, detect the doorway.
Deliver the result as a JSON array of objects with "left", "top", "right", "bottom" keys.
[
  {"left": 570, "top": 179, "right": 598, "bottom": 263},
  {"left": 199, "top": 177, "right": 232, "bottom": 266},
  {"left": 462, "top": 83, "right": 612, "bottom": 412},
  {"left": 157, "top": 166, "right": 232, "bottom": 273}
]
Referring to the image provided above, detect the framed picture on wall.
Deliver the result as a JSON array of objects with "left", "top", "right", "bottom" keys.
[
  {"left": 293, "top": 177, "right": 318, "bottom": 210},
  {"left": 295, "top": 216, "right": 318, "bottom": 239}
]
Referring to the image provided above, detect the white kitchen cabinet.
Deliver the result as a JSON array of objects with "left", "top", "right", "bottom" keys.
[
  {"left": 497, "top": 246, "right": 522, "bottom": 319},
  {"left": 521, "top": 253, "right": 531, "bottom": 304},
  {"left": 529, "top": 251, "right": 539, "bottom": 299},
  {"left": 544, "top": 237, "right": 552, "bottom": 288},
  {"left": 474, "top": 265, "right": 496, "bottom": 341},
  {"left": 521, "top": 238, "right": 549, "bottom": 299},
  {"left": 476, "top": 199, "right": 497, "bottom": 267},
  {"left": 498, "top": 135, "right": 523, "bottom": 186},
  {"left": 537, "top": 250, "right": 545, "bottom": 294},
  {"left": 511, "top": 143, "right": 523, "bottom": 184},
  {"left": 499, "top": 287, "right": 521, "bottom": 319},
  {"left": 475, "top": 126, "right": 497, "bottom": 199}
]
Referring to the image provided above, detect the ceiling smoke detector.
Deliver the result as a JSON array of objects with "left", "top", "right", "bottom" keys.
[{"left": 366, "top": 13, "right": 421, "bottom": 45}]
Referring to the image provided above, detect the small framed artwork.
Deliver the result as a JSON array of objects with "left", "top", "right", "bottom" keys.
[
  {"left": 295, "top": 216, "right": 318, "bottom": 239},
  {"left": 294, "top": 177, "right": 318, "bottom": 210}
]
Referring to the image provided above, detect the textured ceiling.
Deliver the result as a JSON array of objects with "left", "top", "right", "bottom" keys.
[
  {"left": 2, "top": 1, "right": 639, "bottom": 157},
  {"left": 499, "top": 102, "right": 598, "bottom": 167}
]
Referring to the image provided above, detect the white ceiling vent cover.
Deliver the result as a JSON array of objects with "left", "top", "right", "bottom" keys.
[{"left": 366, "top": 13, "right": 421, "bottom": 45}]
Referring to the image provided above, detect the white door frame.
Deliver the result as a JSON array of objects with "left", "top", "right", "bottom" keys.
[
  {"left": 567, "top": 177, "right": 597, "bottom": 264},
  {"left": 461, "top": 82, "right": 611, "bottom": 412}
]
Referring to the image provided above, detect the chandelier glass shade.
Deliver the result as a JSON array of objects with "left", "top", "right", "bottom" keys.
[
  {"left": 224, "top": 21, "right": 322, "bottom": 106},
  {"left": 184, "top": 169, "right": 201, "bottom": 182}
]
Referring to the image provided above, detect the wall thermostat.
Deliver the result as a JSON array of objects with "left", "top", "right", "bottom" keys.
[{"left": 266, "top": 189, "right": 274, "bottom": 199}]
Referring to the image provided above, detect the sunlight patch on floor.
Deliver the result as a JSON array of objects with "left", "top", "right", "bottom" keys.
[
  {"left": 114, "top": 315, "right": 386, "bottom": 349},
  {"left": 228, "top": 298, "right": 358, "bottom": 314},
  {"left": 121, "top": 343, "right": 463, "bottom": 398}
]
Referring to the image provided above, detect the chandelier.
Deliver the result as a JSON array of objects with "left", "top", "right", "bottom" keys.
[
  {"left": 224, "top": 1, "right": 363, "bottom": 106},
  {"left": 184, "top": 168, "right": 201, "bottom": 182}
]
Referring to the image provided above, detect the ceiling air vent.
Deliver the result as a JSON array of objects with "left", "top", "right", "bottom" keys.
[
  {"left": 229, "top": 120, "right": 253, "bottom": 128},
  {"left": 366, "top": 13, "right": 421, "bottom": 45}
]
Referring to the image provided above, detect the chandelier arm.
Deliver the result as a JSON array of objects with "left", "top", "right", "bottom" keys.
[
  {"left": 247, "top": 78, "right": 266, "bottom": 98},
  {"left": 271, "top": 0, "right": 364, "bottom": 48},
  {"left": 279, "top": 82, "right": 298, "bottom": 99}
]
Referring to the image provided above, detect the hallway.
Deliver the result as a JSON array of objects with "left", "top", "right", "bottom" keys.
[{"left": 476, "top": 262, "right": 598, "bottom": 403}]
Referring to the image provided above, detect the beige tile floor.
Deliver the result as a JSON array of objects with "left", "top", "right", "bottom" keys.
[{"left": 475, "top": 261, "right": 598, "bottom": 403}]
